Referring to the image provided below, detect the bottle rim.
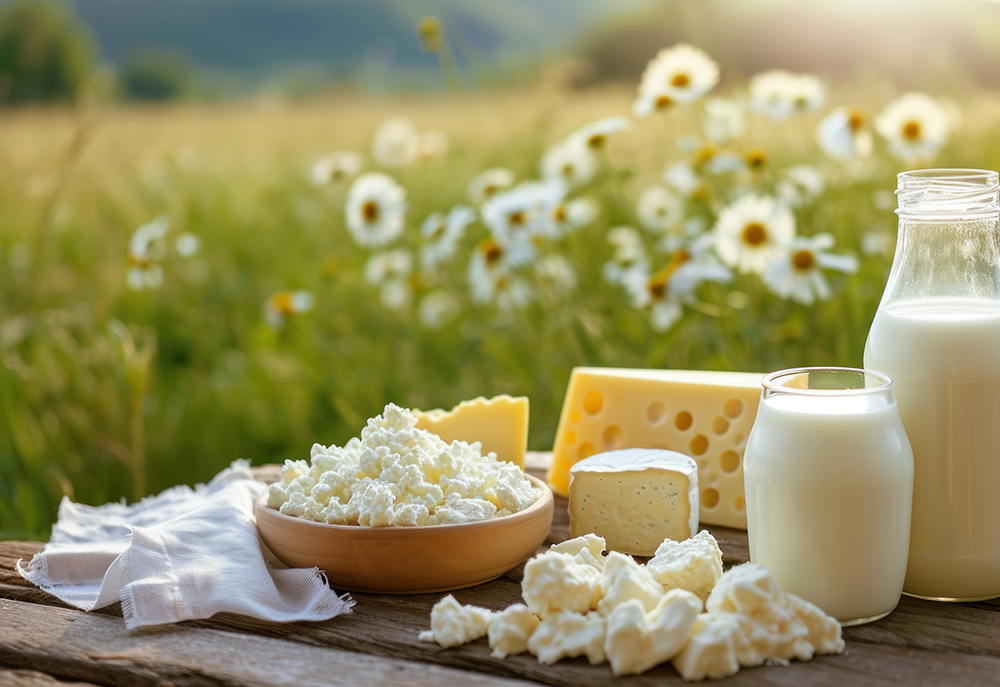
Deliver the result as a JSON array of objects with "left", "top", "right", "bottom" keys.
[
  {"left": 896, "top": 168, "right": 1000, "bottom": 219},
  {"left": 762, "top": 366, "right": 893, "bottom": 397}
]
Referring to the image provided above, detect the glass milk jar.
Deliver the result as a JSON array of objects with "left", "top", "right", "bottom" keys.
[
  {"left": 744, "top": 368, "right": 914, "bottom": 625},
  {"left": 865, "top": 168, "right": 1000, "bottom": 601}
]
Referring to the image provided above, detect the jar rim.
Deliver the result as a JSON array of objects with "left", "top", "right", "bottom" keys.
[
  {"left": 897, "top": 168, "right": 998, "bottom": 182},
  {"left": 762, "top": 366, "right": 893, "bottom": 396}
]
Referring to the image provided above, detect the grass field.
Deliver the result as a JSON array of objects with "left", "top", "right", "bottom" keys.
[{"left": 3, "top": 72, "right": 999, "bottom": 540}]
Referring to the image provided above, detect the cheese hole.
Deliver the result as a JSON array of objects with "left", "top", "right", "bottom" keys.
[
  {"left": 647, "top": 402, "right": 667, "bottom": 425},
  {"left": 602, "top": 425, "right": 624, "bottom": 449},
  {"left": 675, "top": 411, "right": 693, "bottom": 431},
  {"left": 563, "top": 429, "right": 577, "bottom": 446},
  {"left": 734, "top": 496, "right": 746, "bottom": 511},
  {"left": 723, "top": 399, "right": 744, "bottom": 419},
  {"left": 583, "top": 390, "right": 604, "bottom": 415},
  {"left": 720, "top": 450, "right": 740, "bottom": 473},
  {"left": 690, "top": 434, "right": 709, "bottom": 456},
  {"left": 702, "top": 488, "right": 720, "bottom": 508},
  {"left": 712, "top": 416, "right": 730, "bottom": 435},
  {"left": 577, "top": 442, "right": 596, "bottom": 460}
]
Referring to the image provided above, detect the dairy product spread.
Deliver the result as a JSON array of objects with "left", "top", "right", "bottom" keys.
[
  {"left": 268, "top": 403, "right": 538, "bottom": 526},
  {"left": 569, "top": 449, "right": 699, "bottom": 555},
  {"left": 527, "top": 610, "right": 607, "bottom": 665}
]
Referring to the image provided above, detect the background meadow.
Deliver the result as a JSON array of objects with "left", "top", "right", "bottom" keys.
[{"left": 4, "top": 0, "right": 1000, "bottom": 539}]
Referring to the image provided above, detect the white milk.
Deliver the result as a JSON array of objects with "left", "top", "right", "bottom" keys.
[
  {"left": 865, "top": 297, "right": 1000, "bottom": 600},
  {"left": 744, "top": 389, "right": 913, "bottom": 623}
]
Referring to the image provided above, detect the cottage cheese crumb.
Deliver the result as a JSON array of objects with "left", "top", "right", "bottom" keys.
[{"left": 268, "top": 403, "right": 538, "bottom": 526}]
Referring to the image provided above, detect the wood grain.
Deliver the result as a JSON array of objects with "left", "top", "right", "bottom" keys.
[{"left": 1, "top": 453, "right": 998, "bottom": 686}]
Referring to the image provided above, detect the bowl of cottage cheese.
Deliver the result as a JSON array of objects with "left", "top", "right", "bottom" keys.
[{"left": 256, "top": 403, "right": 553, "bottom": 593}]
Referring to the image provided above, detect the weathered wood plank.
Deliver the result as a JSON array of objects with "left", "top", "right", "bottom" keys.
[
  {"left": 0, "top": 599, "right": 533, "bottom": 687},
  {"left": 0, "top": 668, "right": 99, "bottom": 686}
]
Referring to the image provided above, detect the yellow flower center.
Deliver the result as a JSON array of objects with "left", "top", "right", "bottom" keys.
[
  {"left": 128, "top": 255, "right": 151, "bottom": 269},
  {"left": 330, "top": 167, "right": 344, "bottom": 181},
  {"left": 270, "top": 292, "right": 294, "bottom": 316},
  {"left": 847, "top": 108, "right": 865, "bottom": 131},
  {"left": 902, "top": 120, "right": 922, "bottom": 141},
  {"left": 483, "top": 183, "right": 498, "bottom": 198},
  {"left": 561, "top": 163, "right": 575, "bottom": 178},
  {"left": 792, "top": 249, "right": 816, "bottom": 271},
  {"left": 362, "top": 200, "right": 379, "bottom": 222},
  {"left": 508, "top": 211, "right": 526, "bottom": 227},
  {"left": 745, "top": 148, "right": 767, "bottom": 170},
  {"left": 794, "top": 95, "right": 809, "bottom": 110},
  {"left": 587, "top": 134, "right": 605, "bottom": 149},
  {"left": 671, "top": 73, "right": 690, "bottom": 88},
  {"left": 742, "top": 222, "right": 768, "bottom": 247},
  {"left": 417, "top": 16, "right": 444, "bottom": 52},
  {"left": 655, "top": 94, "right": 674, "bottom": 110},
  {"left": 553, "top": 206, "right": 567, "bottom": 222},
  {"left": 647, "top": 271, "right": 670, "bottom": 300},
  {"left": 479, "top": 238, "right": 503, "bottom": 265},
  {"left": 694, "top": 145, "right": 716, "bottom": 167}
]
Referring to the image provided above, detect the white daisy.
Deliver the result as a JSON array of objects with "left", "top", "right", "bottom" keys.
[
  {"left": 418, "top": 290, "right": 461, "bottom": 329},
  {"left": 175, "top": 233, "right": 201, "bottom": 257},
  {"left": 547, "top": 197, "right": 598, "bottom": 238},
  {"left": 540, "top": 138, "right": 596, "bottom": 189},
  {"left": 713, "top": 194, "right": 796, "bottom": 275},
  {"left": 481, "top": 179, "right": 564, "bottom": 255},
  {"left": 764, "top": 234, "right": 859, "bottom": 304},
  {"left": 660, "top": 233, "right": 733, "bottom": 301},
  {"left": 345, "top": 173, "right": 407, "bottom": 248},
  {"left": 634, "top": 43, "right": 719, "bottom": 116},
  {"left": 749, "top": 70, "right": 826, "bottom": 119},
  {"left": 372, "top": 118, "right": 420, "bottom": 168},
  {"left": 535, "top": 255, "right": 577, "bottom": 295},
  {"left": 468, "top": 167, "right": 516, "bottom": 204},
  {"left": 568, "top": 116, "right": 631, "bottom": 150},
  {"left": 310, "top": 151, "right": 362, "bottom": 185},
  {"left": 417, "top": 130, "right": 449, "bottom": 162},
  {"left": 703, "top": 98, "right": 747, "bottom": 143},
  {"left": 126, "top": 216, "right": 169, "bottom": 290},
  {"left": 264, "top": 290, "right": 314, "bottom": 328},
  {"left": 637, "top": 185, "right": 684, "bottom": 234},
  {"left": 817, "top": 107, "right": 873, "bottom": 160},
  {"left": 364, "top": 249, "right": 412, "bottom": 285},
  {"left": 777, "top": 165, "right": 826, "bottom": 208},
  {"left": 603, "top": 226, "right": 650, "bottom": 287},
  {"left": 662, "top": 161, "right": 704, "bottom": 197},
  {"left": 466, "top": 238, "right": 531, "bottom": 308},
  {"left": 419, "top": 206, "right": 476, "bottom": 272},
  {"left": 379, "top": 279, "right": 413, "bottom": 311},
  {"left": 874, "top": 93, "right": 950, "bottom": 163},
  {"left": 623, "top": 266, "right": 684, "bottom": 332}
]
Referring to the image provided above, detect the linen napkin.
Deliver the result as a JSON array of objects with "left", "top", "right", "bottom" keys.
[{"left": 18, "top": 460, "right": 353, "bottom": 629}]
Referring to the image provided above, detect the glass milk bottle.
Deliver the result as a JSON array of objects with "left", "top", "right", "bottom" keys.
[{"left": 865, "top": 168, "right": 1000, "bottom": 601}]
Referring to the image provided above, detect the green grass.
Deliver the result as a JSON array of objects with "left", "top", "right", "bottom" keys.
[{"left": 1, "top": 84, "right": 998, "bottom": 540}]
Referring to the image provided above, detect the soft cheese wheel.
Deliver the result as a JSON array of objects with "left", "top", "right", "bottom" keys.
[
  {"left": 549, "top": 368, "right": 763, "bottom": 529},
  {"left": 569, "top": 449, "right": 698, "bottom": 556},
  {"left": 413, "top": 395, "right": 528, "bottom": 468}
]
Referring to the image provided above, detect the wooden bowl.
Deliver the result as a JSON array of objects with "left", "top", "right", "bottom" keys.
[{"left": 255, "top": 474, "right": 554, "bottom": 594}]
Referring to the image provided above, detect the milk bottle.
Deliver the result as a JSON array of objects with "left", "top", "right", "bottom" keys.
[{"left": 865, "top": 169, "right": 1000, "bottom": 601}]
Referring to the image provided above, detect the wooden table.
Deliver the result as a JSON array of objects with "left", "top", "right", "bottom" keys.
[{"left": 1, "top": 454, "right": 998, "bottom": 686}]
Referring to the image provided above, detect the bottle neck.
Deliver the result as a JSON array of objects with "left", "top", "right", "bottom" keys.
[{"left": 881, "top": 214, "right": 1000, "bottom": 307}]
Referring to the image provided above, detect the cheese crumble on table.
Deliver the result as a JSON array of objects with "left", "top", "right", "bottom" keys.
[{"left": 267, "top": 403, "right": 539, "bottom": 526}]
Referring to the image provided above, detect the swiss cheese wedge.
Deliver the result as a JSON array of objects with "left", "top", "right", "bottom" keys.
[{"left": 413, "top": 395, "right": 529, "bottom": 468}]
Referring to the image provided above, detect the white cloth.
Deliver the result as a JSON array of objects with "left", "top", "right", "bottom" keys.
[{"left": 18, "top": 460, "right": 353, "bottom": 629}]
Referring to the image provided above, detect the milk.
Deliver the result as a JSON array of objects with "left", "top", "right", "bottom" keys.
[
  {"left": 744, "top": 387, "right": 913, "bottom": 624},
  {"left": 865, "top": 297, "right": 1000, "bottom": 600}
]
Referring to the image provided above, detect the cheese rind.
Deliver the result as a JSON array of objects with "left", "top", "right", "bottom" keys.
[
  {"left": 413, "top": 395, "right": 529, "bottom": 468},
  {"left": 569, "top": 449, "right": 698, "bottom": 556},
  {"left": 549, "top": 367, "right": 763, "bottom": 529}
]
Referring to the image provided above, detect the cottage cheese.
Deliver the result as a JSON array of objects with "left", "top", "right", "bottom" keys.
[
  {"left": 647, "top": 530, "right": 724, "bottom": 604},
  {"left": 419, "top": 595, "right": 496, "bottom": 648},
  {"left": 604, "top": 590, "right": 702, "bottom": 676},
  {"left": 268, "top": 403, "right": 538, "bottom": 526},
  {"left": 488, "top": 604, "right": 540, "bottom": 658}
]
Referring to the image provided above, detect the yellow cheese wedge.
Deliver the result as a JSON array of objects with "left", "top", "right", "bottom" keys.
[
  {"left": 413, "top": 395, "right": 529, "bottom": 468},
  {"left": 548, "top": 368, "right": 763, "bottom": 529}
]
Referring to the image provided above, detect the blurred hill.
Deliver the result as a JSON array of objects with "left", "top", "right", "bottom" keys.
[{"left": 64, "top": 0, "right": 654, "bottom": 92}]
